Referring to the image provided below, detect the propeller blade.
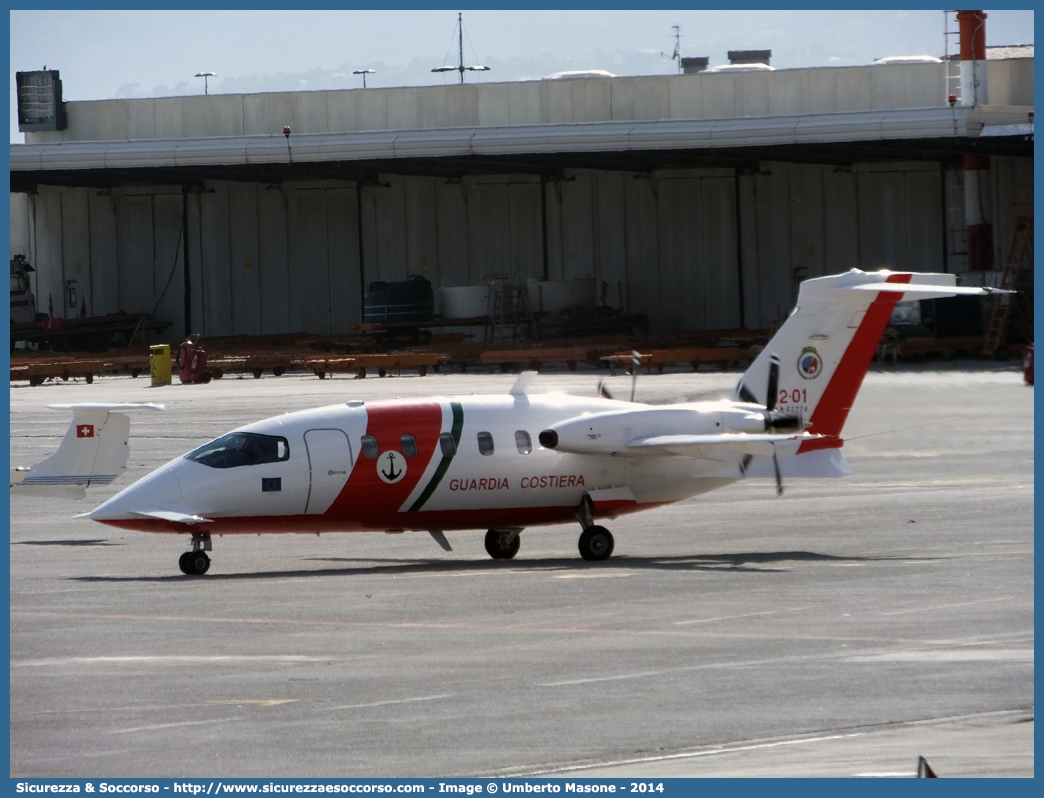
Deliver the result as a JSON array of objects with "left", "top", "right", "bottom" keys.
[
  {"left": 598, "top": 379, "right": 613, "bottom": 400},
  {"left": 739, "top": 453, "right": 752, "bottom": 476},
  {"left": 772, "top": 446, "right": 783, "bottom": 496},
  {"left": 766, "top": 353, "right": 780, "bottom": 412},
  {"left": 630, "top": 350, "right": 641, "bottom": 402}
]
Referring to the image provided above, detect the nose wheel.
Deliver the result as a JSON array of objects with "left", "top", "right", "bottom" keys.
[{"left": 179, "top": 531, "right": 212, "bottom": 575}]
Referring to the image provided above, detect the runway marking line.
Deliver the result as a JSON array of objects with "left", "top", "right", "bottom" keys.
[
  {"left": 13, "top": 655, "right": 324, "bottom": 667},
  {"left": 878, "top": 595, "right": 1015, "bottom": 616},
  {"left": 320, "top": 693, "right": 455, "bottom": 711},
  {"left": 11, "top": 610, "right": 1026, "bottom": 649},
  {"left": 501, "top": 733, "right": 866, "bottom": 776},
  {"left": 674, "top": 605, "right": 818, "bottom": 626},
  {"left": 109, "top": 717, "right": 242, "bottom": 734},
  {"left": 554, "top": 573, "right": 632, "bottom": 579},
  {"left": 541, "top": 671, "right": 665, "bottom": 687},
  {"left": 11, "top": 699, "right": 297, "bottom": 717}
]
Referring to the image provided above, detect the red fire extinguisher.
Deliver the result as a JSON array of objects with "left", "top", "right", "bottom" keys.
[{"left": 176, "top": 334, "right": 211, "bottom": 384}]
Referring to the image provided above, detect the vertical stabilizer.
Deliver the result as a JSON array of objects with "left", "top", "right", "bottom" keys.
[
  {"left": 11, "top": 403, "right": 165, "bottom": 498},
  {"left": 731, "top": 270, "right": 998, "bottom": 446}
]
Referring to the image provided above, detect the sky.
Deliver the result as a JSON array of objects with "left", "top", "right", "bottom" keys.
[{"left": 9, "top": 9, "right": 1036, "bottom": 143}]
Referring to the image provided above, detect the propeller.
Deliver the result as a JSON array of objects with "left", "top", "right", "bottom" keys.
[
  {"left": 772, "top": 446, "right": 783, "bottom": 496},
  {"left": 597, "top": 379, "right": 613, "bottom": 400},
  {"left": 630, "top": 350, "right": 641, "bottom": 402},
  {"left": 736, "top": 353, "right": 804, "bottom": 496},
  {"left": 763, "top": 354, "right": 803, "bottom": 433}
]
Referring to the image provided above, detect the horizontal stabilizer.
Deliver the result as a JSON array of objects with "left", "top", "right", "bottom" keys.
[
  {"left": 131, "top": 509, "right": 213, "bottom": 525},
  {"left": 838, "top": 283, "right": 1011, "bottom": 299},
  {"left": 740, "top": 447, "right": 852, "bottom": 478},
  {"left": 627, "top": 432, "right": 818, "bottom": 460}
]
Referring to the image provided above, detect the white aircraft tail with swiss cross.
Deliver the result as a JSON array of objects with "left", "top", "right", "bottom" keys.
[{"left": 11, "top": 403, "right": 165, "bottom": 498}]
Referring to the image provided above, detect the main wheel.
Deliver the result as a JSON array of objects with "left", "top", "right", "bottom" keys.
[
  {"left": 184, "top": 550, "right": 211, "bottom": 575},
  {"left": 178, "top": 551, "right": 192, "bottom": 575},
  {"left": 484, "top": 529, "right": 521, "bottom": 560},
  {"left": 578, "top": 526, "right": 614, "bottom": 561}
]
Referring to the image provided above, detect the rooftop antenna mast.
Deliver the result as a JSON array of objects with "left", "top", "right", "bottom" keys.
[
  {"left": 661, "top": 25, "right": 682, "bottom": 73},
  {"left": 432, "top": 12, "right": 490, "bottom": 83}
]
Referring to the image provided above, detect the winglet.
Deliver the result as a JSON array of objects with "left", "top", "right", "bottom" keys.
[{"left": 509, "top": 371, "right": 538, "bottom": 396}]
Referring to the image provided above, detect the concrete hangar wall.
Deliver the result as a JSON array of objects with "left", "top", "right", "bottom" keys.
[{"left": 10, "top": 58, "right": 1034, "bottom": 340}]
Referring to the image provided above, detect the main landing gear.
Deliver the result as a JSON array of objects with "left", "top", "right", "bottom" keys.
[
  {"left": 179, "top": 532, "right": 212, "bottom": 575},
  {"left": 484, "top": 529, "right": 521, "bottom": 560},
  {"left": 575, "top": 496, "right": 614, "bottom": 561}
]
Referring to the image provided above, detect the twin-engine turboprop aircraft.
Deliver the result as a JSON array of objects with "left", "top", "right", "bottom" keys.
[{"left": 13, "top": 270, "right": 1004, "bottom": 575}]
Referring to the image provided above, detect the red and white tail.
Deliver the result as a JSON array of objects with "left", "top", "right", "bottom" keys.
[{"left": 731, "top": 269, "right": 1001, "bottom": 448}]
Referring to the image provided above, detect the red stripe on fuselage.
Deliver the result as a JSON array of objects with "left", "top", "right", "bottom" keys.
[
  {"left": 325, "top": 401, "right": 444, "bottom": 525},
  {"left": 798, "top": 273, "right": 911, "bottom": 451}
]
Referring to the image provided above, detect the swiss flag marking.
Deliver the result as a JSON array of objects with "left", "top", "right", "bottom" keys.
[{"left": 76, "top": 424, "right": 95, "bottom": 438}]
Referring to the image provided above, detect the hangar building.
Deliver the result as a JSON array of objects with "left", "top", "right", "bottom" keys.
[{"left": 9, "top": 46, "right": 1033, "bottom": 341}]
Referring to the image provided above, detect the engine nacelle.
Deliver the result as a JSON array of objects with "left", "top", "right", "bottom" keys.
[{"left": 540, "top": 407, "right": 725, "bottom": 455}]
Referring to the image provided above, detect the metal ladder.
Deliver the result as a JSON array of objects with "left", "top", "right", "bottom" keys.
[
  {"left": 982, "top": 214, "right": 1033, "bottom": 355},
  {"left": 486, "top": 276, "right": 536, "bottom": 342}
]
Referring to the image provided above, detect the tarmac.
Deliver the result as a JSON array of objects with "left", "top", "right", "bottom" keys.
[{"left": 9, "top": 362, "right": 1034, "bottom": 778}]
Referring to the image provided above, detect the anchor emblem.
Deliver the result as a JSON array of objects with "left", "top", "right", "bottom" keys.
[{"left": 377, "top": 450, "right": 407, "bottom": 484}]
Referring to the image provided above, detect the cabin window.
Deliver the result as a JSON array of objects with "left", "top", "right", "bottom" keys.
[
  {"left": 515, "top": 430, "right": 532, "bottom": 454},
  {"left": 186, "top": 432, "right": 289, "bottom": 469},
  {"left": 477, "top": 431, "right": 494, "bottom": 456},
  {"left": 400, "top": 434, "right": 418, "bottom": 458},
  {"left": 439, "top": 432, "right": 457, "bottom": 457},
  {"left": 360, "top": 435, "right": 379, "bottom": 459}
]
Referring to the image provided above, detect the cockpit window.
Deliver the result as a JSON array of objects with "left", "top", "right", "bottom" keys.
[{"left": 186, "top": 432, "right": 289, "bottom": 469}]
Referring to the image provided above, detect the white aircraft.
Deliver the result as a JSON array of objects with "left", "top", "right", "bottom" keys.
[{"left": 13, "top": 270, "right": 1004, "bottom": 575}]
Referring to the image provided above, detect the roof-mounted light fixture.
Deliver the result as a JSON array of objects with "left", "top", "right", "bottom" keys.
[{"left": 194, "top": 72, "right": 216, "bottom": 95}]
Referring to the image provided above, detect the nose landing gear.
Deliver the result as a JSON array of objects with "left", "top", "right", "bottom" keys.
[
  {"left": 179, "top": 531, "right": 212, "bottom": 575},
  {"left": 575, "top": 496, "right": 614, "bottom": 561}
]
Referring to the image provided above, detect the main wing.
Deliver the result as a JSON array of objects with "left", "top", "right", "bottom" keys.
[{"left": 625, "top": 432, "right": 816, "bottom": 460}]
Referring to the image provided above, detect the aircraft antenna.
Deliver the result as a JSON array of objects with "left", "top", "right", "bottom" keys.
[{"left": 431, "top": 12, "right": 490, "bottom": 83}]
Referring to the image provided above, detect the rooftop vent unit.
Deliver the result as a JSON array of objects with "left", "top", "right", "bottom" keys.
[
  {"left": 680, "top": 57, "right": 709, "bottom": 74},
  {"left": 727, "top": 49, "right": 771, "bottom": 66},
  {"left": 873, "top": 55, "right": 943, "bottom": 65},
  {"left": 16, "top": 70, "right": 66, "bottom": 132},
  {"left": 544, "top": 69, "right": 616, "bottom": 80}
]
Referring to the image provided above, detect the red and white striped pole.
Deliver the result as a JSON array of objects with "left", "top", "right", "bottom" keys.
[{"left": 958, "top": 10, "right": 992, "bottom": 270}]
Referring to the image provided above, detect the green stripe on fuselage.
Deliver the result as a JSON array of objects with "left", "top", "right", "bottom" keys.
[{"left": 407, "top": 401, "right": 463, "bottom": 512}]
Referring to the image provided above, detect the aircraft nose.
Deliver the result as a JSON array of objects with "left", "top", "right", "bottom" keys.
[{"left": 89, "top": 466, "right": 185, "bottom": 521}]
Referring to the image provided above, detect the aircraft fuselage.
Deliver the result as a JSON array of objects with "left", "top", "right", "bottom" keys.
[{"left": 90, "top": 393, "right": 741, "bottom": 536}]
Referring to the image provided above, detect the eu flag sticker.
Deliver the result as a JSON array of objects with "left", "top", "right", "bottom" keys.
[{"left": 262, "top": 478, "right": 282, "bottom": 493}]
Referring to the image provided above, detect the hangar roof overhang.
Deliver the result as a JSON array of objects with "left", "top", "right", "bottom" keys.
[{"left": 10, "top": 105, "right": 1033, "bottom": 192}]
